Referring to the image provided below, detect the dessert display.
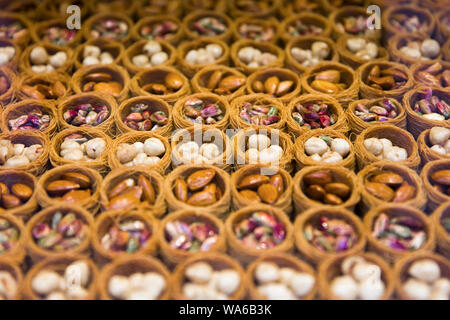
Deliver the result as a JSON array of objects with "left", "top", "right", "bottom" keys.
[{"left": 1, "top": 0, "right": 449, "bottom": 302}]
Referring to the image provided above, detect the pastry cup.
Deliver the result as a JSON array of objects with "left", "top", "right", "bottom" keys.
[
  {"left": 230, "top": 39, "right": 284, "bottom": 75},
  {"left": 287, "top": 94, "right": 348, "bottom": 138},
  {"left": 293, "top": 165, "right": 360, "bottom": 213},
  {"left": 421, "top": 159, "right": 450, "bottom": 212},
  {"left": 233, "top": 127, "right": 294, "bottom": 173},
  {"left": 100, "top": 167, "right": 166, "bottom": 217},
  {"left": 301, "top": 61, "right": 358, "bottom": 107},
  {"left": 358, "top": 60, "right": 413, "bottom": 101},
  {"left": 164, "top": 164, "right": 231, "bottom": 218},
  {"left": 285, "top": 36, "right": 339, "bottom": 75},
  {"left": 23, "top": 254, "right": 99, "bottom": 300},
  {"left": 246, "top": 68, "right": 301, "bottom": 104},
  {"left": 92, "top": 210, "right": 159, "bottom": 265},
  {"left": 225, "top": 204, "right": 294, "bottom": 265},
  {"left": 0, "top": 213, "right": 26, "bottom": 264},
  {"left": 98, "top": 255, "right": 171, "bottom": 300},
  {"left": 294, "top": 128, "right": 356, "bottom": 171},
  {"left": 0, "top": 170, "right": 38, "bottom": 220},
  {"left": 130, "top": 66, "right": 191, "bottom": 105},
  {"left": 432, "top": 202, "right": 450, "bottom": 258},
  {"left": 183, "top": 10, "right": 233, "bottom": 43},
  {"left": 231, "top": 164, "right": 293, "bottom": 215},
  {"left": 1, "top": 99, "right": 57, "bottom": 137},
  {"left": 171, "top": 251, "right": 247, "bottom": 299},
  {"left": 116, "top": 96, "right": 172, "bottom": 137},
  {"left": 132, "top": 15, "right": 184, "bottom": 45},
  {"left": 382, "top": 4, "right": 435, "bottom": 39},
  {"left": 436, "top": 9, "right": 450, "bottom": 43},
  {"left": 36, "top": 164, "right": 102, "bottom": 214},
  {"left": 16, "top": 72, "right": 72, "bottom": 102},
  {"left": 73, "top": 39, "right": 124, "bottom": 70},
  {"left": 83, "top": 13, "right": 133, "bottom": 44},
  {"left": 49, "top": 127, "right": 112, "bottom": 173},
  {"left": 394, "top": 252, "right": 449, "bottom": 299},
  {"left": 388, "top": 33, "right": 442, "bottom": 66},
  {"left": 31, "top": 18, "right": 83, "bottom": 47},
  {"left": 57, "top": 92, "right": 118, "bottom": 137},
  {"left": 403, "top": 86, "right": 450, "bottom": 139},
  {"left": 232, "top": 16, "right": 279, "bottom": 44},
  {"left": 123, "top": 39, "right": 176, "bottom": 76},
  {"left": 229, "top": 93, "right": 287, "bottom": 131},
  {"left": 411, "top": 60, "right": 450, "bottom": 89},
  {"left": 173, "top": 93, "right": 230, "bottom": 131},
  {"left": 317, "top": 252, "right": 395, "bottom": 300},
  {"left": 0, "top": 130, "right": 49, "bottom": 176},
  {"left": 191, "top": 65, "right": 247, "bottom": 102},
  {"left": 279, "top": 12, "right": 331, "bottom": 44},
  {"left": 346, "top": 97, "right": 406, "bottom": 136},
  {"left": 364, "top": 203, "right": 435, "bottom": 263},
  {"left": 71, "top": 64, "right": 130, "bottom": 103},
  {"left": 354, "top": 125, "right": 420, "bottom": 170},
  {"left": 227, "top": 0, "right": 281, "bottom": 19},
  {"left": 170, "top": 126, "right": 232, "bottom": 172},
  {"left": 108, "top": 131, "right": 171, "bottom": 175},
  {"left": 25, "top": 205, "right": 94, "bottom": 263},
  {"left": 357, "top": 161, "right": 427, "bottom": 213},
  {"left": 294, "top": 206, "right": 366, "bottom": 265},
  {"left": 0, "top": 66, "right": 16, "bottom": 105},
  {"left": 20, "top": 42, "right": 73, "bottom": 76},
  {"left": 0, "top": 257, "right": 23, "bottom": 300},
  {"left": 178, "top": 38, "right": 230, "bottom": 77},
  {"left": 337, "top": 35, "right": 389, "bottom": 69},
  {"left": 417, "top": 128, "right": 450, "bottom": 165},
  {"left": 329, "top": 5, "right": 381, "bottom": 41},
  {"left": 0, "top": 12, "right": 31, "bottom": 48},
  {"left": 246, "top": 252, "right": 317, "bottom": 300},
  {"left": 158, "top": 209, "right": 227, "bottom": 266}
]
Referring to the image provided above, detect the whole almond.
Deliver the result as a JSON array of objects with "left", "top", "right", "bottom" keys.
[
  {"left": 257, "top": 183, "right": 279, "bottom": 204},
  {"left": 304, "top": 170, "right": 332, "bottom": 186},
  {"left": 219, "top": 75, "right": 246, "bottom": 91},
  {"left": 11, "top": 183, "right": 33, "bottom": 202},
  {"left": 365, "top": 182, "right": 395, "bottom": 201},
  {"left": 62, "top": 172, "right": 91, "bottom": 189},
  {"left": 305, "top": 184, "right": 326, "bottom": 201},
  {"left": 187, "top": 188, "right": 216, "bottom": 206},
  {"left": 324, "top": 182, "right": 350, "bottom": 198},
  {"left": 0, "top": 183, "right": 9, "bottom": 196},
  {"left": 109, "top": 178, "right": 135, "bottom": 198},
  {"left": 275, "top": 80, "right": 293, "bottom": 96},
  {"left": 239, "top": 189, "right": 260, "bottom": 202},
  {"left": 237, "top": 174, "right": 269, "bottom": 189},
  {"left": 62, "top": 189, "right": 91, "bottom": 203},
  {"left": 371, "top": 172, "right": 404, "bottom": 187},
  {"left": 315, "top": 70, "right": 341, "bottom": 83},
  {"left": 207, "top": 70, "right": 223, "bottom": 90},
  {"left": 46, "top": 180, "right": 80, "bottom": 196},
  {"left": 431, "top": 170, "right": 450, "bottom": 186},
  {"left": 94, "top": 81, "right": 123, "bottom": 96},
  {"left": 165, "top": 72, "right": 183, "bottom": 91},
  {"left": 174, "top": 178, "right": 188, "bottom": 202},
  {"left": 252, "top": 80, "right": 264, "bottom": 92},
  {"left": 323, "top": 193, "right": 343, "bottom": 205},
  {"left": 85, "top": 72, "right": 112, "bottom": 82},
  {"left": 107, "top": 194, "right": 140, "bottom": 210},
  {"left": 264, "top": 76, "right": 279, "bottom": 95},
  {"left": 311, "top": 80, "right": 340, "bottom": 94},
  {"left": 269, "top": 174, "right": 284, "bottom": 194},
  {"left": 52, "top": 81, "right": 66, "bottom": 97},
  {"left": 186, "top": 169, "right": 216, "bottom": 191},
  {"left": 392, "top": 182, "right": 416, "bottom": 202},
  {"left": 2, "top": 194, "right": 21, "bottom": 209},
  {"left": 138, "top": 174, "right": 156, "bottom": 204}
]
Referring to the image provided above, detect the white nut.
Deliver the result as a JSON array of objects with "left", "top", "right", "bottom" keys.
[
  {"left": 143, "top": 137, "right": 165, "bottom": 156},
  {"left": 409, "top": 259, "right": 441, "bottom": 283},
  {"left": 185, "top": 262, "right": 213, "bottom": 284},
  {"left": 420, "top": 39, "right": 440, "bottom": 59},
  {"left": 30, "top": 46, "right": 48, "bottom": 65},
  {"left": 330, "top": 275, "right": 358, "bottom": 300},
  {"left": 83, "top": 56, "right": 100, "bottom": 66},
  {"left": 31, "top": 270, "right": 63, "bottom": 295},
  {"left": 143, "top": 40, "right": 162, "bottom": 56},
  {"left": 311, "top": 41, "right": 329, "bottom": 59},
  {"left": 49, "top": 51, "right": 67, "bottom": 68},
  {"left": 248, "top": 134, "right": 271, "bottom": 151},
  {"left": 83, "top": 45, "right": 100, "bottom": 58},
  {"left": 304, "top": 137, "right": 328, "bottom": 156},
  {"left": 132, "top": 54, "right": 149, "bottom": 67},
  {"left": 254, "top": 262, "right": 279, "bottom": 284},
  {"left": 429, "top": 127, "right": 450, "bottom": 146},
  {"left": 364, "top": 138, "right": 383, "bottom": 156},
  {"left": 116, "top": 143, "right": 137, "bottom": 164},
  {"left": 403, "top": 278, "right": 431, "bottom": 300},
  {"left": 150, "top": 51, "right": 168, "bottom": 66},
  {"left": 330, "top": 138, "right": 350, "bottom": 157},
  {"left": 85, "top": 138, "right": 106, "bottom": 159}
]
